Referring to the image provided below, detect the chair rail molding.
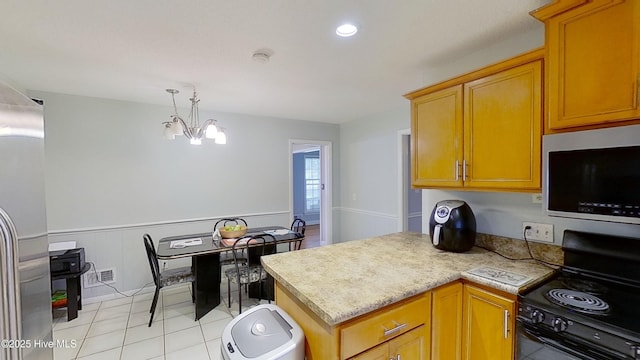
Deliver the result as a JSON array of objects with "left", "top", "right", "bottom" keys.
[{"left": 48, "top": 210, "right": 290, "bottom": 235}]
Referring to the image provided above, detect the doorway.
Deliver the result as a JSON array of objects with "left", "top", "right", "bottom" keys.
[
  {"left": 289, "top": 140, "right": 332, "bottom": 247},
  {"left": 397, "top": 130, "right": 422, "bottom": 232}
]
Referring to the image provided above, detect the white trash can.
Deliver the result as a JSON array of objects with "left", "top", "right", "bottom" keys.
[{"left": 221, "top": 304, "right": 305, "bottom": 360}]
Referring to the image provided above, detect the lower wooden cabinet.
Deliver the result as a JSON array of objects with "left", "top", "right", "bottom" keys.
[
  {"left": 430, "top": 282, "right": 516, "bottom": 360},
  {"left": 275, "top": 282, "right": 431, "bottom": 360},
  {"left": 341, "top": 292, "right": 431, "bottom": 359},
  {"left": 462, "top": 284, "right": 516, "bottom": 360},
  {"left": 350, "top": 325, "right": 429, "bottom": 360},
  {"left": 275, "top": 281, "right": 515, "bottom": 360},
  {"left": 431, "top": 282, "right": 463, "bottom": 360}
]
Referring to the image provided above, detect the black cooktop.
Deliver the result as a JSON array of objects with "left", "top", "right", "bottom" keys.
[{"left": 521, "top": 271, "right": 640, "bottom": 339}]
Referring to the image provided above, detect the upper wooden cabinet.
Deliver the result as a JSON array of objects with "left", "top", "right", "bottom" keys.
[
  {"left": 463, "top": 62, "right": 542, "bottom": 189},
  {"left": 532, "top": 0, "right": 640, "bottom": 130},
  {"left": 411, "top": 85, "right": 464, "bottom": 187},
  {"left": 406, "top": 50, "right": 543, "bottom": 191}
]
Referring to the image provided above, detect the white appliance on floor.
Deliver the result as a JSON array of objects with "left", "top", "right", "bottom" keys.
[{"left": 221, "top": 304, "right": 304, "bottom": 360}]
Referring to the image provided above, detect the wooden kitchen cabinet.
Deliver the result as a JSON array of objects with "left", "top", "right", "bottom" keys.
[
  {"left": 462, "top": 283, "right": 516, "bottom": 360},
  {"left": 431, "top": 281, "right": 463, "bottom": 360},
  {"left": 463, "top": 61, "right": 542, "bottom": 189},
  {"left": 274, "top": 283, "right": 431, "bottom": 360},
  {"left": 406, "top": 49, "right": 543, "bottom": 191},
  {"left": 532, "top": 0, "right": 640, "bottom": 131},
  {"left": 411, "top": 85, "right": 463, "bottom": 187},
  {"left": 350, "top": 325, "right": 428, "bottom": 360}
]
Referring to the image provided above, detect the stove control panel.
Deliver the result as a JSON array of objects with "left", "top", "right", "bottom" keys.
[
  {"left": 529, "top": 309, "right": 544, "bottom": 324},
  {"left": 552, "top": 317, "right": 568, "bottom": 332},
  {"left": 519, "top": 303, "right": 640, "bottom": 358},
  {"left": 519, "top": 305, "right": 575, "bottom": 334}
]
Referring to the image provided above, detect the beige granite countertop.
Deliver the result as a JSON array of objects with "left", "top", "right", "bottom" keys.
[{"left": 262, "top": 232, "right": 556, "bottom": 326}]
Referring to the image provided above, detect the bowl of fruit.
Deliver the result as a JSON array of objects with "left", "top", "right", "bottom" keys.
[{"left": 219, "top": 224, "right": 247, "bottom": 239}]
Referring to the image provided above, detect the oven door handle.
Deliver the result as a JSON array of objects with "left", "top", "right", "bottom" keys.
[{"left": 521, "top": 326, "right": 601, "bottom": 360}]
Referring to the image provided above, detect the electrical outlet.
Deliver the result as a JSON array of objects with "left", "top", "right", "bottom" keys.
[
  {"left": 531, "top": 193, "right": 543, "bottom": 204},
  {"left": 522, "top": 222, "right": 554, "bottom": 243}
]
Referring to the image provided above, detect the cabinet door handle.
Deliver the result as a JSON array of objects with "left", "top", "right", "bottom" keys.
[
  {"left": 462, "top": 160, "right": 468, "bottom": 181},
  {"left": 454, "top": 160, "right": 460, "bottom": 181},
  {"left": 383, "top": 322, "right": 407, "bottom": 337},
  {"left": 504, "top": 309, "right": 510, "bottom": 339}
]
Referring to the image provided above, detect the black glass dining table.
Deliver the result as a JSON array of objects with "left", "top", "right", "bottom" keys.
[{"left": 155, "top": 225, "right": 303, "bottom": 320}]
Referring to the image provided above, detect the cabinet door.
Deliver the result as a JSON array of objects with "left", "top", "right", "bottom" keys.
[
  {"left": 349, "top": 326, "right": 429, "bottom": 360},
  {"left": 349, "top": 343, "right": 389, "bottom": 360},
  {"left": 463, "top": 61, "right": 542, "bottom": 190},
  {"left": 411, "top": 85, "right": 464, "bottom": 187},
  {"left": 431, "top": 282, "right": 463, "bottom": 360},
  {"left": 546, "top": 0, "right": 640, "bottom": 129},
  {"left": 462, "top": 285, "right": 515, "bottom": 360},
  {"left": 389, "top": 325, "right": 429, "bottom": 360}
]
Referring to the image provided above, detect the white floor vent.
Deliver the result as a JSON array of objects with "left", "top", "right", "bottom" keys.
[{"left": 84, "top": 268, "right": 116, "bottom": 288}]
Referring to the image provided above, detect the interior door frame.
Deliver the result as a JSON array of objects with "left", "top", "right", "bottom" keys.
[
  {"left": 397, "top": 128, "right": 422, "bottom": 233},
  {"left": 289, "top": 139, "right": 332, "bottom": 245}
]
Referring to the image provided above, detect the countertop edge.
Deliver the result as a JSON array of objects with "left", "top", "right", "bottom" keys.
[
  {"left": 265, "top": 262, "right": 555, "bottom": 326},
  {"left": 263, "top": 233, "right": 557, "bottom": 326}
]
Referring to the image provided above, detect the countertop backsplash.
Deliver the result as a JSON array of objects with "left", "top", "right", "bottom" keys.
[{"left": 475, "top": 232, "right": 563, "bottom": 266}]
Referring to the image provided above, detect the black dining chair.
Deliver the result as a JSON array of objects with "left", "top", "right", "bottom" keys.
[
  {"left": 214, "top": 217, "right": 249, "bottom": 266},
  {"left": 143, "top": 234, "right": 195, "bottom": 327},
  {"left": 289, "top": 218, "right": 307, "bottom": 251},
  {"left": 214, "top": 217, "right": 248, "bottom": 230},
  {"left": 223, "top": 234, "right": 275, "bottom": 314}
]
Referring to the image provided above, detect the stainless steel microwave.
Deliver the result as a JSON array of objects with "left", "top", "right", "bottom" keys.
[{"left": 543, "top": 124, "right": 640, "bottom": 224}]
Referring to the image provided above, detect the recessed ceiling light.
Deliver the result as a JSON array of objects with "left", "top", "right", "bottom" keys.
[{"left": 336, "top": 23, "right": 358, "bottom": 37}]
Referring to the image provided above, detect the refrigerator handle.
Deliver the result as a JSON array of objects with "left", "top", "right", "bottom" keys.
[{"left": 0, "top": 207, "right": 23, "bottom": 360}]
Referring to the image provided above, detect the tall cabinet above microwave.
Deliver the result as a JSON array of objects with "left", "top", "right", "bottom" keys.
[{"left": 543, "top": 124, "right": 640, "bottom": 225}]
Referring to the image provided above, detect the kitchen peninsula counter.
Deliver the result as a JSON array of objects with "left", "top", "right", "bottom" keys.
[{"left": 262, "top": 231, "right": 555, "bottom": 326}]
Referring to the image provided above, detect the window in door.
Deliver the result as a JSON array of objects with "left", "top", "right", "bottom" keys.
[{"left": 305, "top": 156, "right": 320, "bottom": 213}]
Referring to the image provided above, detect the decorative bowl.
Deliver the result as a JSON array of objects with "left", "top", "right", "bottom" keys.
[{"left": 219, "top": 226, "right": 247, "bottom": 239}]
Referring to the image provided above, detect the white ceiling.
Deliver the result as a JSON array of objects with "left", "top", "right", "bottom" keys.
[{"left": 0, "top": 0, "right": 549, "bottom": 124}]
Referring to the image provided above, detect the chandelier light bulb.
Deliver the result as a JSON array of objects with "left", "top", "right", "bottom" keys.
[
  {"left": 171, "top": 119, "right": 184, "bottom": 135},
  {"left": 215, "top": 130, "right": 227, "bottom": 145},
  {"left": 163, "top": 124, "right": 175, "bottom": 140},
  {"left": 205, "top": 123, "right": 218, "bottom": 139},
  {"left": 189, "top": 137, "right": 202, "bottom": 145}
]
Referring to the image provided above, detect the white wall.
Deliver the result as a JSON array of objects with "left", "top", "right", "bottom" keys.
[
  {"left": 30, "top": 90, "right": 340, "bottom": 299},
  {"left": 337, "top": 107, "right": 410, "bottom": 242}
]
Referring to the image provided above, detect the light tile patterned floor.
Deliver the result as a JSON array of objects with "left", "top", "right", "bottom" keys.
[{"left": 52, "top": 281, "right": 266, "bottom": 360}]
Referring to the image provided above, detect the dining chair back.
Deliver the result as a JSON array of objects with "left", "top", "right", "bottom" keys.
[
  {"left": 214, "top": 217, "right": 248, "bottom": 230},
  {"left": 143, "top": 234, "right": 194, "bottom": 327},
  {"left": 223, "top": 234, "right": 275, "bottom": 314},
  {"left": 289, "top": 218, "right": 307, "bottom": 251},
  {"left": 214, "top": 218, "right": 249, "bottom": 266}
]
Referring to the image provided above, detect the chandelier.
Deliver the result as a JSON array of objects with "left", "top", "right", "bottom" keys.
[{"left": 162, "top": 88, "right": 227, "bottom": 145}]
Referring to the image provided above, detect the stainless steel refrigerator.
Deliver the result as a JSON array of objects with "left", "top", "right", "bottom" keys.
[{"left": 0, "top": 81, "right": 53, "bottom": 359}]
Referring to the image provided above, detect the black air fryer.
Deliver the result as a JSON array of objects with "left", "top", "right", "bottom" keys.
[{"left": 429, "top": 200, "right": 476, "bottom": 252}]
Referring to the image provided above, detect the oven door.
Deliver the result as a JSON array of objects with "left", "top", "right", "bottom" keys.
[{"left": 517, "top": 322, "right": 626, "bottom": 360}]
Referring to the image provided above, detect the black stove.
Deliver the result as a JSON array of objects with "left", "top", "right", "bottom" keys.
[{"left": 517, "top": 230, "right": 640, "bottom": 360}]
